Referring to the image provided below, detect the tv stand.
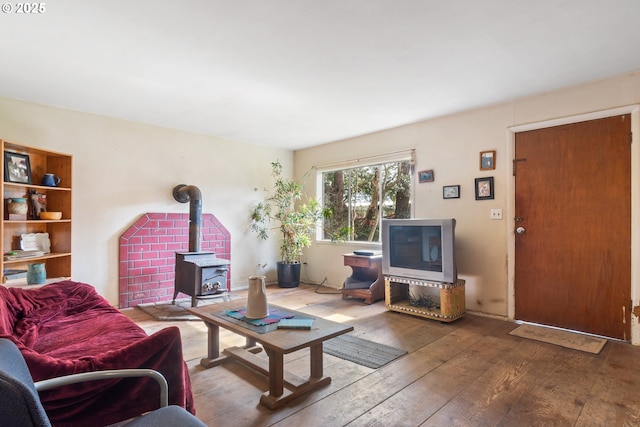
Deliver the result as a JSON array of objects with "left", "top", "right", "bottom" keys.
[
  {"left": 385, "top": 276, "right": 465, "bottom": 322},
  {"left": 341, "top": 253, "right": 384, "bottom": 304}
]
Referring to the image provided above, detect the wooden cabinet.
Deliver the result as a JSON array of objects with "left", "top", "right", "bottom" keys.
[
  {"left": 1, "top": 140, "right": 72, "bottom": 286},
  {"left": 385, "top": 275, "right": 465, "bottom": 322},
  {"left": 341, "top": 253, "right": 384, "bottom": 304}
]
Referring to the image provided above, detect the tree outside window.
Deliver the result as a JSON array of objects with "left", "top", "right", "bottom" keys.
[{"left": 322, "top": 160, "right": 412, "bottom": 242}]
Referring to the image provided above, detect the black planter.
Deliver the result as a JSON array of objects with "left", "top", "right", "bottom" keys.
[{"left": 276, "top": 261, "right": 301, "bottom": 288}]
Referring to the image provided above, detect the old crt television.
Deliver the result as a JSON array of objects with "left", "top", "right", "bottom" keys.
[{"left": 382, "top": 218, "right": 457, "bottom": 283}]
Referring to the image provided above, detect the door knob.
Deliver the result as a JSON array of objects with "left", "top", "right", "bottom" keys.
[{"left": 516, "top": 226, "right": 526, "bottom": 235}]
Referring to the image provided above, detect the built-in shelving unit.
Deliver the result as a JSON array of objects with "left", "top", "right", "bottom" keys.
[{"left": 1, "top": 140, "right": 72, "bottom": 286}]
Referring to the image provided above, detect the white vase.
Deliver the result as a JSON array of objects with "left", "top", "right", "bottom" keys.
[{"left": 245, "top": 275, "right": 269, "bottom": 319}]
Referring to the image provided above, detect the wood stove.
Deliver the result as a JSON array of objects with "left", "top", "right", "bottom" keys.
[
  {"left": 173, "top": 252, "right": 230, "bottom": 307},
  {"left": 171, "top": 184, "right": 231, "bottom": 307}
]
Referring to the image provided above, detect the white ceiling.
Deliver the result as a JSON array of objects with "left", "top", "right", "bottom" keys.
[{"left": 1, "top": 1, "right": 640, "bottom": 150}]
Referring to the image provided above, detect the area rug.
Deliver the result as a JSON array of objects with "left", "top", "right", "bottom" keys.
[
  {"left": 508, "top": 324, "right": 607, "bottom": 354},
  {"left": 323, "top": 334, "right": 407, "bottom": 369},
  {"left": 137, "top": 295, "right": 236, "bottom": 321}
]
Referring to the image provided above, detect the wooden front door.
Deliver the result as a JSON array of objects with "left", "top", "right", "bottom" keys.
[{"left": 514, "top": 115, "right": 631, "bottom": 340}]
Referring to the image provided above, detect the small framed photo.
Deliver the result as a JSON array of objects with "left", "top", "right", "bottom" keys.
[
  {"left": 443, "top": 185, "right": 460, "bottom": 199},
  {"left": 4, "top": 151, "right": 32, "bottom": 184},
  {"left": 475, "top": 177, "right": 494, "bottom": 200},
  {"left": 480, "top": 150, "right": 496, "bottom": 170},
  {"left": 418, "top": 169, "right": 434, "bottom": 183}
]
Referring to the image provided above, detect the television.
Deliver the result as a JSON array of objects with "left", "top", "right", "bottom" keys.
[{"left": 381, "top": 218, "right": 457, "bottom": 283}]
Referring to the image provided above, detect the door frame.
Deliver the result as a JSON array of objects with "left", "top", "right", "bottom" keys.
[{"left": 506, "top": 105, "right": 640, "bottom": 344}]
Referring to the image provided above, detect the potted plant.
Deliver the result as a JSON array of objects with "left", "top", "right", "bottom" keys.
[{"left": 250, "top": 161, "right": 325, "bottom": 287}]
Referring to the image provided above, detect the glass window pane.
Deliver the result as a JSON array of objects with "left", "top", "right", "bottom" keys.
[{"left": 322, "top": 160, "right": 412, "bottom": 242}]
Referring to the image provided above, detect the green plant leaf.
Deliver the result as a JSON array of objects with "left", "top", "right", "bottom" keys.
[{"left": 249, "top": 160, "right": 322, "bottom": 263}]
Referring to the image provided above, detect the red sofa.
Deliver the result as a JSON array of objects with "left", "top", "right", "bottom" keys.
[{"left": 0, "top": 280, "right": 195, "bottom": 426}]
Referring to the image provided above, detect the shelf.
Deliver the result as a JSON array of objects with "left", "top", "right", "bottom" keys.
[
  {"left": 3, "top": 276, "right": 71, "bottom": 288},
  {"left": 3, "top": 182, "right": 71, "bottom": 191},
  {"left": 4, "top": 219, "right": 71, "bottom": 223},
  {"left": 385, "top": 276, "right": 465, "bottom": 322},
  {"left": 2, "top": 139, "right": 72, "bottom": 287},
  {"left": 3, "top": 252, "right": 72, "bottom": 264}
]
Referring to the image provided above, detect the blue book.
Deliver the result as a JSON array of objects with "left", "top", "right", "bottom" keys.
[{"left": 277, "top": 318, "right": 314, "bottom": 330}]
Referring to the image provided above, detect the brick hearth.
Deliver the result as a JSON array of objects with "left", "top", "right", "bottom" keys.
[{"left": 118, "top": 212, "right": 231, "bottom": 308}]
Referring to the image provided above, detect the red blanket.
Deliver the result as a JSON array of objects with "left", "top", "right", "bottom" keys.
[{"left": 0, "top": 281, "right": 195, "bottom": 426}]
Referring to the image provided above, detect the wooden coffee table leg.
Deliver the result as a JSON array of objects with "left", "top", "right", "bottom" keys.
[
  {"left": 200, "top": 321, "right": 222, "bottom": 368},
  {"left": 259, "top": 347, "right": 297, "bottom": 409},
  {"left": 200, "top": 323, "right": 262, "bottom": 369},
  {"left": 259, "top": 342, "right": 332, "bottom": 409},
  {"left": 309, "top": 343, "right": 324, "bottom": 379},
  {"left": 265, "top": 347, "right": 284, "bottom": 397}
]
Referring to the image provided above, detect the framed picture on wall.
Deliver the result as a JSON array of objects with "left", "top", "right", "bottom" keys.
[
  {"left": 418, "top": 169, "right": 434, "bottom": 183},
  {"left": 480, "top": 150, "right": 496, "bottom": 170},
  {"left": 3, "top": 151, "right": 32, "bottom": 184},
  {"left": 475, "top": 177, "right": 494, "bottom": 200},
  {"left": 443, "top": 185, "right": 460, "bottom": 199}
]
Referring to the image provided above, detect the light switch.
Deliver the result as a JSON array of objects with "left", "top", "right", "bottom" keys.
[{"left": 490, "top": 209, "right": 503, "bottom": 220}]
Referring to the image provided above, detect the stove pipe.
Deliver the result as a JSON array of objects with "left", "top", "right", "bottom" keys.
[{"left": 172, "top": 184, "right": 202, "bottom": 252}]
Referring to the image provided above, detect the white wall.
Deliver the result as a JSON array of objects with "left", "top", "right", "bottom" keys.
[
  {"left": 2, "top": 71, "right": 640, "bottom": 341},
  {"left": 295, "top": 71, "right": 640, "bottom": 337},
  {"left": 0, "top": 97, "right": 289, "bottom": 304}
]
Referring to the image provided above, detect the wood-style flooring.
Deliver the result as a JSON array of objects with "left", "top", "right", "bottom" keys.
[{"left": 123, "top": 284, "right": 640, "bottom": 426}]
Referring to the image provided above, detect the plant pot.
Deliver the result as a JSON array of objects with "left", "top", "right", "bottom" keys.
[{"left": 277, "top": 261, "right": 301, "bottom": 288}]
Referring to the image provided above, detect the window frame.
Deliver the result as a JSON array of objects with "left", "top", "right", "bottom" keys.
[{"left": 315, "top": 152, "right": 414, "bottom": 243}]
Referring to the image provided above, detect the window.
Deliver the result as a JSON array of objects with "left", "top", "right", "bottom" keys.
[{"left": 321, "top": 159, "right": 412, "bottom": 242}]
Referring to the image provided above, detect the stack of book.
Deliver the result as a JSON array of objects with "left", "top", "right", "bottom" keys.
[{"left": 3, "top": 268, "right": 28, "bottom": 283}]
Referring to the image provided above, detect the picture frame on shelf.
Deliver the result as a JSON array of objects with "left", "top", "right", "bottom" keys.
[
  {"left": 479, "top": 150, "right": 496, "bottom": 170},
  {"left": 475, "top": 177, "right": 494, "bottom": 200},
  {"left": 443, "top": 185, "right": 460, "bottom": 199},
  {"left": 4, "top": 151, "right": 32, "bottom": 184},
  {"left": 418, "top": 169, "right": 434, "bottom": 183}
]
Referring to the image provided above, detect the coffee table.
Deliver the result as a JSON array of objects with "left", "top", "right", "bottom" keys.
[{"left": 188, "top": 300, "right": 353, "bottom": 409}]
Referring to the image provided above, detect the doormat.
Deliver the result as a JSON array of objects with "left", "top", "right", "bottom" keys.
[
  {"left": 323, "top": 334, "right": 407, "bottom": 369},
  {"left": 508, "top": 324, "right": 607, "bottom": 354},
  {"left": 137, "top": 295, "right": 236, "bottom": 321}
]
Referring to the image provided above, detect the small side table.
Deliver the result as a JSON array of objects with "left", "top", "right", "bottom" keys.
[{"left": 341, "top": 253, "right": 384, "bottom": 304}]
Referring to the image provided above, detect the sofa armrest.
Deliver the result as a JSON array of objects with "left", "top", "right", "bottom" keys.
[{"left": 35, "top": 369, "right": 169, "bottom": 407}]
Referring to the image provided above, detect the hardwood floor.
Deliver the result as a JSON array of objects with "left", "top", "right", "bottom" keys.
[{"left": 123, "top": 284, "right": 640, "bottom": 426}]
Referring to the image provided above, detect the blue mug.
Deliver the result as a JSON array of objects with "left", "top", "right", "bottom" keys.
[{"left": 41, "top": 173, "right": 61, "bottom": 187}]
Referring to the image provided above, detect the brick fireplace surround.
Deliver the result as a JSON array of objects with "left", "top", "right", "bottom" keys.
[{"left": 119, "top": 213, "right": 231, "bottom": 308}]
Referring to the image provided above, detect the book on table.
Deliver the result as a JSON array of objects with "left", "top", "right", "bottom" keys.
[{"left": 277, "top": 318, "right": 314, "bottom": 330}]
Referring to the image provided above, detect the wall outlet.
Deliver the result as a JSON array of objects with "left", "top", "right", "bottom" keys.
[{"left": 490, "top": 209, "right": 503, "bottom": 220}]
